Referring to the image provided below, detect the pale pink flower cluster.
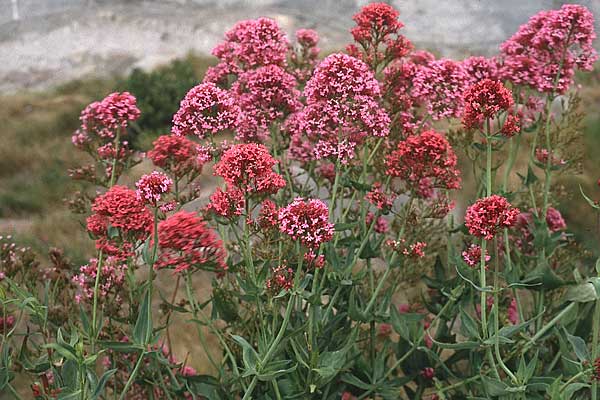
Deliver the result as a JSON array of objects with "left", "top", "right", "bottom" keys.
[
  {"left": 135, "top": 171, "right": 173, "bottom": 205},
  {"left": 462, "top": 244, "right": 491, "bottom": 268},
  {"left": 72, "top": 257, "right": 127, "bottom": 303},
  {"left": 499, "top": 4, "right": 597, "bottom": 94},
  {"left": 171, "top": 82, "right": 239, "bottom": 139},
  {"left": 278, "top": 198, "right": 334, "bottom": 249}
]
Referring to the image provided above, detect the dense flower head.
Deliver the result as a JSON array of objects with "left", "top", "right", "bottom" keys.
[
  {"left": 385, "top": 130, "right": 461, "bottom": 195},
  {"left": 290, "top": 29, "right": 320, "bottom": 83},
  {"left": 88, "top": 185, "right": 153, "bottom": 237},
  {"left": 257, "top": 199, "right": 279, "bottom": 229},
  {"left": 462, "top": 56, "right": 499, "bottom": 84},
  {"left": 462, "top": 244, "right": 490, "bottom": 268},
  {"left": 296, "top": 29, "right": 319, "bottom": 48},
  {"left": 412, "top": 59, "right": 469, "bottom": 120},
  {"left": 135, "top": 171, "right": 173, "bottom": 205},
  {"left": 75, "top": 92, "right": 140, "bottom": 143},
  {"left": 278, "top": 198, "right": 334, "bottom": 248},
  {"left": 232, "top": 65, "right": 301, "bottom": 142},
  {"left": 73, "top": 256, "right": 127, "bottom": 303},
  {"left": 171, "top": 82, "right": 239, "bottom": 138},
  {"left": 147, "top": 135, "right": 207, "bottom": 178},
  {"left": 462, "top": 79, "right": 514, "bottom": 130},
  {"left": 156, "top": 211, "right": 227, "bottom": 274},
  {"left": 350, "top": 2, "right": 402, "bottom": 43},
  {"left": 501, "top": 112, "right": 521, "bottom": 137},
  {"left": 213, "top": 143, "right": 285, "bottom": 194},
  {"left": 500, "top": 4, "right": 597, "bottom": 93},
  {"left": 366, "top": 212, "right": 389, "bottom": 234},
  {"left": 465, "top": 195, "right": 520, "bottom": 240},
  {"left": 207, "top": 187, "right": 245, "bottom": 218}
]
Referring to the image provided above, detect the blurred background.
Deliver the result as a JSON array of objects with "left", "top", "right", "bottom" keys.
[{"left": 0, "top": 0, "right": 600, "bottom": 263}]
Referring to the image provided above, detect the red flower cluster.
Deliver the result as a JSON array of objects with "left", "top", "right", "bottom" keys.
[
  {"left": 462, "top": 244, "right": 490, "bottom": 268},
  {"left": 156, "top": 211, "right": 226, "bottom": 274},
  {"left": 135, "top": 171, "right": 173, "bottom": 205},
  {"left": 385, "top": 130, "right": 461, "bottom": 196},
  {"left": 207, "top": 187, "right": 245, "bottom": 219},
  {"left": 462, "top": 79, "right": 514, "bottom": 130},
  {"left": 87, "top": 186, "right": 153, "bottom": 256},
  {"left": 500, "top": 4, "right": 597, "bottom": 94},
  {"left": 204, "top": 17, "right": 289, "bottom": 84},
  {"left": 257, "top": 199, "right": 279, "bottom": 229},
  {"left": 278, "top": 198, "right": 334, "bottom": 249},
  {"left": 213, "top": 143, "right": 285, "bottom": 194},
  {"left": 73, "top": 92, "right": 140, "bottom": 144},
  {"left": 365, "top": 182, "right": 394, "bottom": 212},
  {"left": 232, "top": 65, "right": 301, "bottom": 142},
  {"left": 465, "top": 195, "right": 520, "bottom": 240},
  {"left": 171, "top": 82, "right": 239, "bottom": 139},
  {"left": 347, "top": 2, "right": 412, "bottom": 67},
  {"left": 147, "top": 135, "right": 207, "bottom": 178}
]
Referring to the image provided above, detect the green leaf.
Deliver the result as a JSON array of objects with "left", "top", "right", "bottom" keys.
[
  {"left": 459, "top": 306, "right": 480, "bottom": 339},
  {"left": 566, "top": 332, "right": 590, "bottom": 362},
  {"left": 565, "top": 282, "right": 598, "bottom": 303},
  {"left": 57, "top": 390, "right": 83, "bottom": 399},
  {"left": 481, "top": 376, "right": 509, "bottom": 396},
  {"left": 563, "top": 382, "right": 589, "bottom": 399},
  {"left": 45, "top": 343, "right": 78, "bottom": 362},
  {"left": 232, "top": 335, "right": 259, "bottom": 375},
  {"left": 133, "top": 287, "right": 153, "bottom": 345},
  {"left": 91, "top": 369, "right": 117, "bottom": 399},
  {"left": 579, "top": 185, "right": 599, "bottom": 210}
]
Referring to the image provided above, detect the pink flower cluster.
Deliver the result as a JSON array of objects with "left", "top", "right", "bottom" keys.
[
  {"left": 290, "top": 29, "right": 320, "bottom": 83},
  {"left": 147, "top": 135, "right": 208, "bottom": 178},
  {"left": 462, "top": 79, "right": 514, "bottom": 130},
  {"left": 156, "top": 211, "right": 227, "bottom": 274},
  {"left": 412, "top": 59, "right": 468, "bottom": 120},
  {"left": 213, "top": 143, "right": 285, "bottom": 194},
  {"left": 72, "top": 256, "right": 127, "bottom": 303},
  {"left": 135, "top": 171, "right": 173, "bottom": 205},
  {"left": 365, "top": 182, "right": 395, "bottom": 212},
  {"left": 232, "top": 65, "right": 301, "bottom": 142},
  {"left": 204, "top": 17, "right": 289, "bottom": 84},
  {"left": 73, "top": 92, "right": 140, "bottom": 145},
  {"left": 278, "top": 198, "right": 334, "bottom": 249},
  {"left": 289, "top": 53, "right": 390, "bottom": 162},
  {"left": 500, "top": 4, "right": 597, "bottom": 94},
  {"left": 461, "top": 56, "right": 499, "bottom": 84},
  {"left": 266, "top": 264, "right": 294, "bottom": 292},
  {"left": 171, "top": 83, "right": 239, "bottom": 139},
  {"left": 208, "top": 187, "right": 245, "bottom": 219},
  {"left": 385, "top": 130, "right": 461, "bottom": 196},
  {"left": 465, "top": 195, "right": 520, "bottom": 240},
  {"left": 462, "top": 244, "right": 490, "bottom": 268}
]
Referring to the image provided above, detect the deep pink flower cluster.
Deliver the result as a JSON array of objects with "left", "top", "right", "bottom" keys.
[
  {"left": 135, "top": 171, "right": 173, "bottom": 205},
  {"left": 147, "top": 135, "right": 208, "bottom": 178},
  {"left": 204, "top": 17, "right": 289, "bottom": 84},
  {"left": 257, "top": 199, "right": 279, "bottom": 229},
  {"left": 346, "top": 2, "right": 412, "bottom": 67},
  {"left": 365, "top": 182, "right": 394, "bottom": 212},
  {"left": 278, "top": 198, "right": 334, "bottom": 249},
  {"left": 213, "top": 143, "right": 285, "bottom": 195},
  {"left": 232, "top": 65, "right": 301, "bottom": 142},
  {"left": 72, "top": 256, "right": 127, "bottom": 303},
  {"left": 412, "top": 59, "right": 468, "bottom": 120},
  {"left": 514, "top": 207, "right": 567, "bottom": 252},
  {"left": 87, "top": 186, "right": 153, "bottom": 240},
  {"left": 171, "top": 82, "right": 239, "bottom": 139},
  {"left": 0, "top": 315, "right": 15, "bottom": 333},
  {"left": 207, "top": 187, "right": 245, "bottom": 219},
  {"left": 156, "top": 211, "right": 227, "bottom": 274},
  {"left": 535, "top": 148, "right": 566, "bottom": 166},
  {"left": 366, "top": 212, "right": 389, "bottom": 234},
  {"left": 381, "top": 60, "right": 425, "bottom": 135},
  {"left": 385, "top": 130, "right": 461, "bottom": 196},
  {"left": 461, "top": 56, "right": 499, "bottom": 84},
  {"left": 464, "top": 195, "right": 520, "bottom": 240},
  {"left": 289, "top": 53, "right": 390, "bottom": 161},
  {"left": 462, "top": 244, "right": 490, "bottom": 268},
  {"left": 266, "top": 264, "right": 294, "bottom": 292},
  {"left": 462, "top": 79, "right": 514, "bottom": 130},
  {"left": 73, "top": 92, "right": 140, "bottom": 145},
  {"left": 500, "top": 4, "right": 597, "bottom": 94},
  {"left": 501, "top": 113, "right": 521, "bottom": 137},
  {"left": 290, "top": 29, "right": 320, "bottom": 83}
]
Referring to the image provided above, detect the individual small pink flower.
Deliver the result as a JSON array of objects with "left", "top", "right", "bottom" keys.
[
  {"left": 266, "top": 264, "right": 294, "bottom": 292},
  {"left": 465, "top": 195, "right": 520, "bottom": 240},
  {"left": 403, "top": 241, "right": 427, "bottom": 258},
  {"left": 278, "top": 198, "right": 334, "bottom": 248},
  {"left": 156, "top": 211, "right": 227, "bottom": 274},
  {"left": 462, "top": 79, "right": 514, "bottom": 130},
  {"left": 171, "top": 82, "right": 239, "bottom": 139},
  {"left": 213, "top": 143, "right": 285, "bottom": 194},
  {"left": 420, "top": 367, "right": 435, "bottom": 380},
  {"left": 462, "top": 244, "right": 490, "bottom": 268},
  {"left": 378, "top": 323, "right": 393, "bottom": 337},
  {"left": 0, "top": 315, "right": 15, "bottom": 333},
  {"left": 304, "top": 250, "right": 325, "bottom": 269},
  {"left": 366, "top": 213, "right": 389, "bottom": 234},
  {"left": 136, "top": 171, "right": 173, "bottom": 205}
]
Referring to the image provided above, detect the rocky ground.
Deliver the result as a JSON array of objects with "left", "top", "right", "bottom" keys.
[{"left": 1, "top": 0, "right": 598, "bottom": 93}]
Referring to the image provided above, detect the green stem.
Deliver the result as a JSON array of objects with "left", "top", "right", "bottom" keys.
[
  {"left": 119, "top": 350, "right": 146, "bottom": 400},
  {"left": 523, "top": 302, "right": 576, "bottom": 353},
  {"left": 592, "top": 298, "right": 600, "bottom": 400}
]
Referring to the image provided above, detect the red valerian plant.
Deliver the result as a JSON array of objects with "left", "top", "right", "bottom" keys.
[{"left": 2, "top": 3, "right": 600, "bottom": 400}]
